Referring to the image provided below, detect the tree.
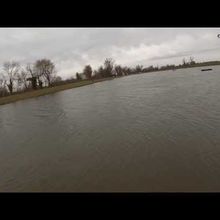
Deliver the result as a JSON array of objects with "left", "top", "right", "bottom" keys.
[
  {"left": 26, "top": 63, "right": 35, "bottom": 77},
  {"left": 0, "top": 75, "right": 8, "bottom": 97},
  {"left": 135, "top": 65, "right": 143, "bottom": 73},
  {"left": 98, "top": 66, "right": 105, "bottom": 78},
  {"left": 53, "top": 76, "right": 62, "bottom": 82},
  {"left": 93, "top": 66, "right": 105, "bottom": 78},
  {"left": 3, "top": 61, "right": 20, "bottom": 94},
  {"left": 122, "top": 66, "right": 131, "bottom": 75},
  {"left": 51, "top": 76, "right": 62, "bottom": 86},
  {"left": 76, "top": 72, "right": 82, "bottom": 80},
  {"left": 189, "top": 56, "right": 196, "bottom": 65},
  {"left": 25, "top": 64, "right": 37, "bottom": 89},
  {"left": 93, "top": 69, "right": 101, "bottom": 79},
  {"left": 0, "top": 77, "right": 3, "bottom": 89},
  {"left": 34, "top": 59, "right": 56, "bottom": 87},
  {"left": 18, "top": 68, "right": 29, "bottom": 89},
  {"left": 83, "top": 65, "right": 93, "bottom": 79},
  {"left": 114, "top": 65, "right": 123, "bottom": 76},
  {"left": 182, "top": 58, "right": 187, "bottom": 66},
  {"left": 103, "top": 58, "right": 115, "bottom": 77}
]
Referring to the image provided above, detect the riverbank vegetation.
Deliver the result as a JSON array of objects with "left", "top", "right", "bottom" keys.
[{"left": 0, "top": 56, "right": 219, "bottom": 105}]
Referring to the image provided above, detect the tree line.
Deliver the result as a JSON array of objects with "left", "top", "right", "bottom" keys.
[
  {"left": 1, "top": 56, "right": 219, "bottom": 97},
  {"left": 0, "top": 57, "right": 148, "bottom": 97},
  {"left": 0, "top": 59, "right": 58, "bottom": 97}
]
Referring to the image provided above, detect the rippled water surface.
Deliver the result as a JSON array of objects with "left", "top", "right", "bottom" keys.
[{"left": 1, "top": 66, "right": 220, "bottom": 192}]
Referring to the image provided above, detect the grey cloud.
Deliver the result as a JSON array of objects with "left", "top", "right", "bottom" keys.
[{"left": 149, "top": 46, "right": 220, "bottom": 61}]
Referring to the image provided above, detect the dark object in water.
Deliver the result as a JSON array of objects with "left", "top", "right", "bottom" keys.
[{"left": 201, "top": 68, "right": 212, "bottom": 71}]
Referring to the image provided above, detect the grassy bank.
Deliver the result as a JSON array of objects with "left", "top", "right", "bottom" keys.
[{"left": 0, "top": 78, "right": 113, "bottom": 106}]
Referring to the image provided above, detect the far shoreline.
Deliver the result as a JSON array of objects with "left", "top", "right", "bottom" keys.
[{"left": 0, "top": 63, "right": 219, "bottom": 106}]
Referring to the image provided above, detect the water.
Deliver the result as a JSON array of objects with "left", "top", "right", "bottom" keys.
[{"left": 1, "top": 66, "right": 220, "bottom": 192}]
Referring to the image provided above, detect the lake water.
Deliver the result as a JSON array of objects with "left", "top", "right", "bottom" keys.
[{"left": 1, "top": 66, "right": 220, "bottom": 192}]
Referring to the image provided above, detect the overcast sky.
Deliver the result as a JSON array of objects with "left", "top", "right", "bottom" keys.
[{"left": 0, "top": 28, "right": 220, "bottom": 79}]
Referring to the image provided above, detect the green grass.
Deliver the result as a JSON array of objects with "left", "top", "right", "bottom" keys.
[{"left": 0, "top": 78, "right": 113, "bottom": 106}]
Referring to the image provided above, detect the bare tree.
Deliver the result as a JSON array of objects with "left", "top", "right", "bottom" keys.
[
  {"left": 103, "top": 58, "right": 115, "bottom": 77},
  {"left": 93, "top": 70, "right": 100, "bottom": 79},
  {"left": 83, "top": 65, "right": 93, "bottom": 79},
  {"left": 0, "top": 75, "right": 8, "bottom": 96},
  {"left": 26, "top": 63, "right": 35, "bottom": 77},
  {"left": 53, "top": 76, "right": 62, "bottom": 82},
  {"left": 76, "top": 72, "right": 82, "bottom": 80},
  {"left": 3, "top": 61, "right": 20, "bottom": 94},
  {"left": 51, "top": 76, "right": 62, "bottom": 86},
  {"left": 122, "top": 66, "right": 131, "bottom": 75},
  {"left": 189, "top": 56, "right": 196, "bottom": 65},
  {"left": 25, "top": 64, "right": 38, "bottom": 89},
  {"left": 18, "top": 68, "right": 29, "bottom": 89},
  {"left": 97, "top": 66, "right": 105, "bottom": 78},
  {"left": 114, "top": 65, "right": 123, "bottom": 76},
  {"left": 135, "top": 65, "right": 143, "bottom": 73},
  {"left": 34, "top": 59, "right": 56, "bottom": 87},
  {"left": 0, "top": 78, "right": 3, "bottom": 88},
  {"left": 182, "top": 58, "right": 187, "bottom": 66}
]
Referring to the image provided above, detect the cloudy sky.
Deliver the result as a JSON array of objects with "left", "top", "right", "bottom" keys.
[{"left": 0, "top": 28, "right": 220, "bottom": 79}]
